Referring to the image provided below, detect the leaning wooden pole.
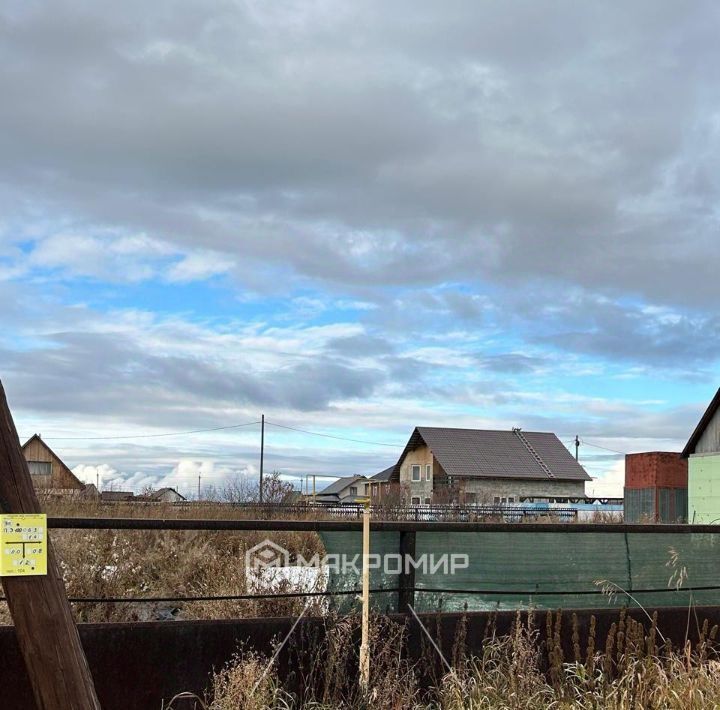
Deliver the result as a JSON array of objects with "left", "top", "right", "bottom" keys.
[{"left": 0, "top": 381, "right": 100, "bottom": 710}]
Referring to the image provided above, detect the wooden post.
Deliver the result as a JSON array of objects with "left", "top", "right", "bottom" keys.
[
  {"left": 359, "top": 498, "right": 371, "bottom": 692},
  {"left": 0, "top": 381, "right": 100, "bottom": 710},
  {"left": 398, "top": 530, "right": 416, "bottom": 614}
]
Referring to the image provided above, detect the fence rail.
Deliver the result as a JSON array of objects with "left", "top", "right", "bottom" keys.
[
  {"left": 41, "top": 517, "right": 719, "bottom": 614},
  {"left": 91, "top": 500, "right": 587, "bottom": 521},
  {"left": 46, "top": 517, "right": 710, "bottom": 532}
]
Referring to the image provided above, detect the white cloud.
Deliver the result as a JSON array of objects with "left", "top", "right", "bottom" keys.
[
  {"left": 165, "top": 251, "right": 233, "bottom": 283},
  {"left": 586, "top": 459, "right": 625, "bottom": 498},
  {"left": 73, "top": 463, "right": 122, "bottom": 488},
  {"left": 28, "top": 233, "right": 169, "bottom": 282}
]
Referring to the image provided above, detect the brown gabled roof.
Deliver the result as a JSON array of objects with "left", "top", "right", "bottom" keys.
[
  {"left": 392, "top": 427, "right": 591, "bottom": 482},
  {"left": 21, "top": 434, "right": 86, "bottom": 489},
  {"left": 682, "top": 387, "right": 720, "bottom": 458}
]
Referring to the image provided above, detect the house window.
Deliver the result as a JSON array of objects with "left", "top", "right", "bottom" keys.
[
  {"left": 349, "top": 486, "right": 357, "bottom": 496},
  {"left": 424, "top": 497, "right": 431, "bottom": 505},
  {"left": 371, "top": 486, "right": 377, "bottom": 497},
  {"left": 28, "top": 461, "right": 51, "bottom": 476},
  {"left": 411, "top": 465, "right": 421, "bottom": 481},
  {"left": 364, "top": 484, "right": 369, "bottom": 495},
  {"left": 493, "top": 496, "right": 501, "bottom": 504},
  {"left": 508, "top": 497, "right": 515, "bottom": 503},
  {"left": 411, "top": 496, "right": 421, "bottom": 505},
  {"left": 425, "top": 464, "right": 431, "bottom": 481}
]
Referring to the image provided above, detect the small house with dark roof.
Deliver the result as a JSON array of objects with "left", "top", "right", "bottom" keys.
[
  {"left": 391, "top": 427, "right": 591, "bottom": 504},
  {"left": 315, "top": 475, "right": 369, "bottom": 504},
  {"left": 139, "top": 487, "right": 187, "bottom": 503},
  {"left": 21, "top": 434, "right": 86, "bottom": 494},
  {"left": 100, "top": 490, "right": 136, "bottom": 502},
  {"left": 682, "top": 387, "right": 720, "bottom": 523}
]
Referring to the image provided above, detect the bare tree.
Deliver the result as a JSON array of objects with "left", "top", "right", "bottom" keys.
[{"left": 216, "top": 471, "right": 296, "bottom": 505}]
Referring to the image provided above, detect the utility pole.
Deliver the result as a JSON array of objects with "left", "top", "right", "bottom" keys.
[
  {"left": 259, "top": 414, "right": 265, "bottom": 504},
  {"left": 0, "top": 380, "right": 100, "bottom": 709},
  {"left": 197, "top": 473, "right": 201, "bottom": 501},
  {"left": 575, "top": 435, "right": 580, "bottom": 461},
  {"left": 312, "top": 474, "right": 316, "bottom": 502}
]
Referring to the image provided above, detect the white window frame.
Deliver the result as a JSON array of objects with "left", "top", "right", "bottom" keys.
[
  {"left": 349, "top": 486, "right": 357, "bottom": 496},
  {"left": 425, "top": 464, "right": 431, "bottom": 481},
  {"left": 411, "top": 465, "right": 421, "bottom": 482},
  {"left": 411, "top": 496, "right": 421, "bottom": 505},
  {"left": 424, "top": 497, "right": 431, "bottom": 505}
]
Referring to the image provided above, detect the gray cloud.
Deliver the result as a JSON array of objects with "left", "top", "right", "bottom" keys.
[
  {"left": 530, "top": 294, "right": 720, "bottom": 369},
  {"left": 327, "top": 334, "right": 394, "bottom": 357},
  {"left": 1, "top": 0, "right": 719, "bottom": 494},
  {"left": 477, "top": 353, "right": 548, "bottom": 375},
  {"left": 1, "top": 1, "right": 720, "bottom": 308},
  {"left": 0, "top": 328, "right": 387, "bottom": 423}
]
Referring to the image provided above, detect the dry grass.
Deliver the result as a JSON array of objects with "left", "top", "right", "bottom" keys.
[
  {"left": 0, "top": 497, "right": 327, "bottom": 624},
  {"left": 202, "top": 611, "right": 720, "bottom": 709}
]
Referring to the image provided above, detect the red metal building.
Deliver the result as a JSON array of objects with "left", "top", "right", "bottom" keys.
[{"left": 624, "top": 452, "right": 688, "bottom": 523}]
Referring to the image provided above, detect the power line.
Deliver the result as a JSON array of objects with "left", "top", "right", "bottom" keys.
[
  {"left": 581, "top": 439, "right": 627, "bottom": 456},
  {"left": 265, "top": 420, "right": 402, "bottom": 448},
  {"left": 37, "top": 421, "right": 262, "bottom": 442}
]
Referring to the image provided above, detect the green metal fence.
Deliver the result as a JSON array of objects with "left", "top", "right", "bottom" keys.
[{"left": 322, "top": 528, "right": 720, "bottom": 612}]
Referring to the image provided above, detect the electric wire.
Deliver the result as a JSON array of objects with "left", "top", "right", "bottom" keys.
[
  {"left": 38, "top": 421, "right": 262, "bottom": 441},
  {"left": 265, "top": 420, "right": 401, "bottom": 448},
  {"left": 580, "top": 439, "right": 628, "bottom": 456}
]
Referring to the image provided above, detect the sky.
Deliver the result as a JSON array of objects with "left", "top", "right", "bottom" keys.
[{"left": 1, "top": 1, "right": 719, "bottom": 497}]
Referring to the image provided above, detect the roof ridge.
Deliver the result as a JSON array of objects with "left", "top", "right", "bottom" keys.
[
  {"left": 417, "top": 425, "right": 555, "bottom": 435},
  {"left": 682, "top": 387, "right": 720, "bottom": 458}
]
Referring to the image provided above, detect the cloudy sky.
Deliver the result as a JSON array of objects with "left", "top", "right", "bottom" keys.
[{"left": 1, "top": 1, "right": 718, "bottom": 496}]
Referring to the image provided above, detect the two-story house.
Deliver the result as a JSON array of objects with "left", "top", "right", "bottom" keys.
[{"left": 391, "top": 426, "right": 591, "bottom": 504}]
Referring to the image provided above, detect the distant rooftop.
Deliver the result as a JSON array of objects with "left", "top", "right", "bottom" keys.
[
  {"left": 393, "top": 427, "right": 591, "bottom": 482},
  {"left": 370, "top": 466, "right": 394, "bottom": 482},
  {"left": 318, "top": 475, "right": 366, "bottom": 496}
]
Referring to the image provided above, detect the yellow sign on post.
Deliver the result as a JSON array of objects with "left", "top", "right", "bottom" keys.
[{"left": 0, "top": 514, "right": 47, "bottom": 576}]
